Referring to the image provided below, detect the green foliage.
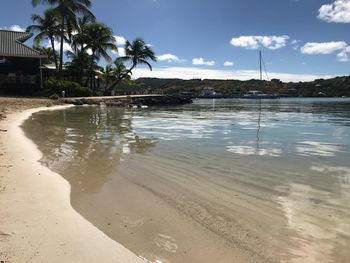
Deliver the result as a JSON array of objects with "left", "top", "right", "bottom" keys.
[
  {"left": 27, "top": 9, "right": 60, "bottom": 69},
  {"left": 107, "top": 38, "right": 157, "bottom": 92},
  {"left": 34, "top": 45, "right": 59, "bottom": 65},
  {"left": 32, "top": 0, "right": 95, "bottom": 73},
  {"left": 49, "top": 93, "right": 59, "bottom": 100},
  {"left": 45, "top": 79, "right": 92, "bottom": 97},
  {"left": 82, "top": 22, "right": 117, "bottom": 63},
  {"left": 118, "top": 38, "right": 157, "bottom": 71}
]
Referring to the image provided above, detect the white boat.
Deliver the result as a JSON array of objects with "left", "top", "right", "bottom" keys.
[
  {"left": 241, "top": 51, "right": 279, "bottom": 99},
  {"left": 242, "top": 90, "right": 279, "bottom": 99}
]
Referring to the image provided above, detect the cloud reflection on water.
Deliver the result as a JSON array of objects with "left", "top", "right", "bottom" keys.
[
  {"left": 296, "top": 141, "right": 342, "bottom": 157},
  {"left": 277, "top": 164, "right": 350, "bottom": 262},
  {"left": 227, "top": 145, "right": 282, "bottom": 157}
]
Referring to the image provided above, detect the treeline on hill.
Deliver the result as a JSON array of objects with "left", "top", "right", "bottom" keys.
[{"left": 132, "top": 76, "right": 350, "bottom": 97}]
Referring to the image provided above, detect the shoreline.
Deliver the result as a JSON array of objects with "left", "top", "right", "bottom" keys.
[{"left": 0, "top": 104, "right": 146, "bottom": 263}]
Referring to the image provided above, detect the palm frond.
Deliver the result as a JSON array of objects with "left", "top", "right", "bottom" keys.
[{"left": 139, "top": 59, "right": 153, "bottom": 71}]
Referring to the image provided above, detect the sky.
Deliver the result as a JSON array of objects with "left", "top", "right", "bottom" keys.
[{"left": 1, "top": 0, "right": 350, "bottom": 82}]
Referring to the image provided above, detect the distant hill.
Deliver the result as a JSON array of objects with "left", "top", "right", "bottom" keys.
[{"left": 133, "top": 76, "right": 350, "bottom": 97}]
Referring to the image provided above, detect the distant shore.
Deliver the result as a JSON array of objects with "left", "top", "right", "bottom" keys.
[{"left": 0, "top": 97, "right": 145, "bottom": 263}]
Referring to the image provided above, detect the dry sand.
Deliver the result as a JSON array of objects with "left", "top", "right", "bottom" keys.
[{"left": 0, "top": 97, "right": 146, "bottom": 263}]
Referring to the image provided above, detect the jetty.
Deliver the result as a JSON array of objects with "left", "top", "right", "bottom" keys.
[{"left": 62, "top": 94, "right": 192, "bottom": 107}]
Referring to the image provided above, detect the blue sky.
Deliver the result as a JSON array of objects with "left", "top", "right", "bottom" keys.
[{"left": 1, "top": 0, "right": 350, "bottom": 81}]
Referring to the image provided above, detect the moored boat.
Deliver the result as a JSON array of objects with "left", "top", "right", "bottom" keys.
[
  {"left": 241, "top": 90, "right": 279, "bottom": 99},
  {"left": 240, "top": 51, "right": 279, "bottom": 99}
]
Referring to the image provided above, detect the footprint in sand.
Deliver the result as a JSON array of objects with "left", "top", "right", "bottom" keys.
[
  {"left": 154, "top": 234, "right": 178, "bottom": 253},
  {"left": 120, "top": 216, "right": 144, "bottom": 227}
]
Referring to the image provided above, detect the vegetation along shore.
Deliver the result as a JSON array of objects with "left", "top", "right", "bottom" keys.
[{"left": 1, "top": 0, "right": 349, "bottom": 262}]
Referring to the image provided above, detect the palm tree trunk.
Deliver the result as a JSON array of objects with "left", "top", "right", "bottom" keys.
[
  {"left": 86, "top": 50, "right": 95, "bottom": 89},
  {"left": 105, "top": 78, "right": 109, "bottom": 94},
  {"left": 59, "top": 17, "right": 65, "bottom": 77},
  {"left": 50, "top": 37, "right": 58, "bottom": 71}
]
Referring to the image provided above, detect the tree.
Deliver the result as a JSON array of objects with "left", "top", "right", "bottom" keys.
[
  {"left": 102, "top": 60, "right": 131, "bottom": 95},
  {"left": 26, "top": 9, "right": 60, "bottom": 69},
  {"left": 81, "top": 22, "right": 117, "bottom": 91},
  {"left": 108, "top": 38, "right": 156, "bottom": 92},
  {"left": 31, "top": 0, "right": 94, "bottom": 74},
  {"left": 112, "top": 60, "right": 131, "bottom": 80},
  {"left": 65, "top": 48, "right": 91, "bottom": 85},
  {"left": 34, "top": 45, "right": 59, "bottom": 65},
  {"left": 99, "top": 64, "right": 114, "bottom": 93},
  {"left": 71, "top": 15, "right": 95, "bottom": 53}
]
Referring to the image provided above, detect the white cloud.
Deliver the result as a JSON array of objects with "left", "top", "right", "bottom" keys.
[
  {"left": 132, "top": 66, "right": 333, "bottom": 82},
  {"left": 192, "top": 57, "right": 215, "bottom": 66},
  {"left": 86, "top": 48, "right": 93, "bottom": 55},
  {"left": 300, "top": 41, "right": 347, "bottom": 54},
  {"left": 111, "top": 47, "right": 125, "bottom": 57},
  {"left": 46, "top": 40, "right": 72, "bottom": 53},
  {"left": 157, "top": 53, "right": 185, "bottom": 63},
  {"left": 337, "top": 46, "right": 350, "bottom": 61},
  {"left": 114, "top": 35, "right": 126, "bottom": 46},
  {"left": 230, "top": 35, "right": 290, "bottom": 50},
  {"left": 0, "top": 25, "right": 26, "bottom": 32},
  {"left": 291, "top": 39, "right": 302, "bottom": 51},
  {"left": 318, "top": 0, "right": 350, "bottom": 23},
  {"left": 118, "top": 47, "right": 126, "bottom": 57},
  {"left": 224, "top": 61, "right": 234, "bottom": 66}
]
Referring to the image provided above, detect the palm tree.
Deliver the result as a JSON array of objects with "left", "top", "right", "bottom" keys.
[
  {"left": 34, "top": 45, "right": 59, "bottom": 65},
  {"left": 71, "top": 15, "right": 95, "bottom": 53},
  {"left": 108, "top": 38, "right": 156, "bottom": 92},
  {"left": 120, "top": 38, "right": 157, "bottom": 73},
  {"left": 100, "top": 64, "right": 115, "bottom": 93},
  {"left": 82, "top": 22, "right": 117, "bottom": 90},
  {"left": 31, "top": 0, "right": 94, "bottom": 74},
  {"left": 102, "top": 60, "right": 131, "bottom": 95},
  {"left": 26, "top": 9, "right": 60, "bottom": 69},
  {"left": 65, "top": 48, "right": 91, "bottom": 85},
  {"left": 113, "top": 60, "right": 131, "bottom": 80}
]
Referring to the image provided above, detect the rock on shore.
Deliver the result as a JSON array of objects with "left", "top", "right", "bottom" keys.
[{"left": 62, "top": 95, "right": 192, "bottom": 107}]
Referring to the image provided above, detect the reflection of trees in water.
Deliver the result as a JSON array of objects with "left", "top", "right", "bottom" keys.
[{"left": 22, "top": 106, "right": 156, "bottom": 195}]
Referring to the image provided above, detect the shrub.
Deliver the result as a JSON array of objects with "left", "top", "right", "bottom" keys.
[
  {"left": 44, "top": 79, "right": 92, "bottom": 97},
  {"left": 49, "top": 93, "right": 59, "bottom": 100},
  {"left": 93, "top": 90, "right": 103, "bottom": 96}
]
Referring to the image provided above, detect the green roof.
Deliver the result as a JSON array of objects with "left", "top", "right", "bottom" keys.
[{"left": 0, "top": 30, "right": 46, "bottom": 58}]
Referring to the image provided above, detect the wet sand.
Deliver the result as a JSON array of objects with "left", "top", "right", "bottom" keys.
[{"left": 0, "top": 99, "right": 146, "bottom": 263}]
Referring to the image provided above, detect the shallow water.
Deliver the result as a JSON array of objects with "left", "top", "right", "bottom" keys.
[{"left": 23, "top": 98, "right": 350, "bottom": 263}]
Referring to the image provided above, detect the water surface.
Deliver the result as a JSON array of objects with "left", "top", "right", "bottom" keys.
[{"left": 23, "top": 98, "right": 350, "bottom": 263}]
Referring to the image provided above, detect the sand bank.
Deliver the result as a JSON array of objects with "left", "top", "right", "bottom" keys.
[{"left": 0, "top": 102, "right": 145, "bottom": 263}]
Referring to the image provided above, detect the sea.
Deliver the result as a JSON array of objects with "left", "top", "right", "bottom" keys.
[{"left": 22, "top": 98, "right": 350, "bottom": 263}]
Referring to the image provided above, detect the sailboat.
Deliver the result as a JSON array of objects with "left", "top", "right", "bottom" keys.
[{"left": 241, "top": 51, "right": 279, "bottom": 99}]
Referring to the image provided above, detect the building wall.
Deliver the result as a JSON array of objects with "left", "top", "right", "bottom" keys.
[
  {"left": 0, "top": 57, "right": 41, "bottom": 95},
  {"left": 0, "top": 57, "right": 40, "bottom": 75}
]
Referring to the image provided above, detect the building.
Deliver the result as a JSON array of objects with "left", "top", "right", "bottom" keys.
[
  {"left": 201, "top": 87, "right": 216, "bottom": 97},
  {"left": 198, "top": 87, "right": 223, "bottom": 98},
  {"left": 0, "top": 30, "right": 46, "bottom": 95}
]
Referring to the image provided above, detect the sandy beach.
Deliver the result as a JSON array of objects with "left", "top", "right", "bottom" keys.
[{"left": 0, "top": 97, "right": 145, "bottom": 263}]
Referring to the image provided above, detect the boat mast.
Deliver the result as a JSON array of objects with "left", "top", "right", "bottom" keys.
[{"left": 259, "top": 50, "right": 262, "bottom": 81}]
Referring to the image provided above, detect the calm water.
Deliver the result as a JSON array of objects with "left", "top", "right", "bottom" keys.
[{"left": 23, "top": 98, "right": 350, "bottom": 263}]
